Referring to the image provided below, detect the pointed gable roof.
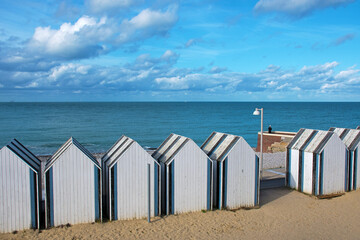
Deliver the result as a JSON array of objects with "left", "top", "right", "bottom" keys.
[
  {"left": 152, "top": 133, "right": 190, "bottom": 164},
  {"left": 201, "top": 132, "right": 241, "bottom": 162},
  {"left": 3, "top": 139, "right": 41, "bottom": 172},
  {"left": 330, "top": 127, "right": 360, "bottom": 151},
  {"left": 102, "top": 136, "right": 141, "bottom": 168},
  {"left": 304, "top": 130, "right": 333, "bottom": 154},
  {"left": 287, "top": 129, "right": 317, "bottom": 151},
  {"left": 288, "top": 129, "right": 336, "bottom": 154},
  {"left": 45, "top": 137, "right": 99, "bottom": 171}
]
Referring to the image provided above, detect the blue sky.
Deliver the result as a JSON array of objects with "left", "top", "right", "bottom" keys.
[{"left": 0, "top": 0, "right": 359, "bottom": 101}]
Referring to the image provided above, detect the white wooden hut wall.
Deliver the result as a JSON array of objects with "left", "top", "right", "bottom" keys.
[
  {"left": 319, "top": 135, "right": 346, "bottom": 195},
  {"left": 329, "top": 127, "right": 360, "bottom": 191},
  {"left": 286, "top": 129, "right": 346, "bottom": 196},
  {"left": 170, "top": 141, "right": 210, "bottom": 214},
  {"left": 201, "top": 132, "right": 259, "bottom": 210},
  {"left": 153, "top": 134, "right": 212, "bottom": 215},
  {"left": 0, "top": 139, "right": 40, "bottom": 233},
  {"left": 102, "top": 136, "right": 160, "bottom": 221},
  {"left": 300, "top": 130, "right": 329, "bottom": 195},
  {"left": 286, "top": 128, "right": 314, "bottom": 189},
  {"left": 44, "top": 138, "right": 101, "bottom": 228},
  {"left": 225, "top": 139, "right": 259, "bottom": 208}
]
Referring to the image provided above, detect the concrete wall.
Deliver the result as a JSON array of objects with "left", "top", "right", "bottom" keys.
[{"left": 256, "top": 131, "right": 296, "bottom": 153}]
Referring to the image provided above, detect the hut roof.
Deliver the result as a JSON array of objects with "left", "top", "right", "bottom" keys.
[
  {"left": 328, "top": 127, "right": 350, "bottom": 139},
  {"left": 201, "top": 132, "right": 241, "bottom": 162},
  {"left": 45, "top": 137, "right": 99, "bottom": 170},
  {"left": 102, "top": 136, "right": 150, "bottom": 167},
  {"left": 287, "top": 129, "right": 317, "bottom": 150},
  {"left": 288, "top": 129, "right": 335, "bottom": 154},
  {"left": 304, "top": 130, "right": 333, "bottom": 153},
  {"left": 3, "top": 139, "right": 40, "bottom": 172},
  {"left": 329, "top": 127, "right": 360, "bottom": 151},
  {"left": 152, "top": 133, "right": 190, "bottom": 164}
]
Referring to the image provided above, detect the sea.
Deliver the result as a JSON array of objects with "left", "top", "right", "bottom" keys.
[{"left": 0, "top": 102, "right": 359, "bottom": 155}]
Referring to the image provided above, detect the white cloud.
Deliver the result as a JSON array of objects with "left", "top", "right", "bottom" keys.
[
  {"left": 28, "top": 16, "right": 109, "bottom": 59},
  {"left": 118, "top": 5, "right": 178, "bottom": 43},
  {"left": 254, "top": 0, "right": 354, "bottom": 18},
  {"left": 25, "top": 6, "right": 178, "bottom": 61},
  {"left": 276, "top": 83, "right": 289, "bottom": 90},
  {"left": 291, "top": 86, "right": 301, "bottom": 91},
  {"left": 335, "top": 67, "right": 360, "bottom": 79},
  {"left": 299, "top": 61, "right": 339, "bottom": 75},
  {"left": 209, "top": 66, "right": 227, "bottom": 74},
  {"left": 321, "top": 83, "right": 341, "bottom": 90},
  {"left": 14, "top": 81, "right": 39, "bottom": 89},
  {"left": 49, "top": 63, "right": 91, "bottom": 81},
  {"left": 3, "top": 50, "right": 360, "bottom": 100},
  {"left": 155, "top": 76, "right": 189, "bottom": 90},
  {"left": 267, "top": 80, "right": 278, "bottom": 87},
  {"left": 161, "top": 50, "right": 178, "bottom": 62}
]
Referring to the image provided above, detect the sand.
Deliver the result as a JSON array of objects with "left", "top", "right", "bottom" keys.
[{"left": 1, "top": 187, "right": 360, "bottom": 240}]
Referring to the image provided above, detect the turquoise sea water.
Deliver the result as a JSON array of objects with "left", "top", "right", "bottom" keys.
[{"left": 0, "top": 102, "right": 359, "bottom": 155}]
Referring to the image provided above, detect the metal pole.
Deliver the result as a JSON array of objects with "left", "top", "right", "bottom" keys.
[
  {"left": 147, "top": 163, "right": 151, "bottom": 223},
  {"left": 260, "top": 108, "right": 264, "bottom": 179}
]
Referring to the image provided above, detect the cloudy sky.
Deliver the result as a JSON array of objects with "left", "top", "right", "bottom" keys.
[{"left": 0, "top": 0, "right": 359, "bottom": 101}]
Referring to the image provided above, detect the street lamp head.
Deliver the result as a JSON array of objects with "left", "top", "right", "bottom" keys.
[{"left": 253, "top": 109, "right": 260, "bottom": 116}]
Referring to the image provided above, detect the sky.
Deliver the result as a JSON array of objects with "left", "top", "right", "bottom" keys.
[{"left": 0, "top": 0, "right": 359, "bottom": 102}]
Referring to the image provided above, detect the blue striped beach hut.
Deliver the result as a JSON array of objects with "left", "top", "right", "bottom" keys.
[
  {"left": 102, "top": 136, "right": 160, "bottom": 221},
  {"left": 152, "top": 133, "right": 212, "bottom": 215},
  {"left": 286, "top": 129, "right": 347, "bottom": 196},
  {"left": 201, "top": 132, "right": 259, "bottom": 210},
  {"left": 0, "top": 139, "right": 41, "bottom": 233},
  {"left": 44, "top": 137, "right": 101, "bottom": 228},
  {"left": 329, "top": 127, "right": 360, "bottom": 191}
]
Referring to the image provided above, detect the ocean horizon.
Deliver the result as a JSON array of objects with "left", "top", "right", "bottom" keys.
[{"left": 0, "top": 102, "right": 359, "bottom": 155}]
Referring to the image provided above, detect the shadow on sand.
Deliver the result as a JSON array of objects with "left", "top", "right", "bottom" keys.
[{"left": 259, "top": 187, "right": 292, "bottom": 206}]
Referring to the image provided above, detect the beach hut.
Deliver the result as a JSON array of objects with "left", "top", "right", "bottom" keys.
[
  {"left": 102, "top": 136, "right": 160, "bottom": 221},
  {"left": 329, "top": 127, "right": 360, "bottom": 191},
  {"left": 0, "top": 139, "right": 41, "bottom": 233},
  {"left": 201, "top": 132, "right": 259, "bottom": 210},
  {"left": 44, "top": 137, "right": 101, "bottom": 228},
  {"left": 286, "top": 129, "right": 347, "bottom": 196},
  {"left": 152, "top": 133, "right": 212, "bottom": 215}
]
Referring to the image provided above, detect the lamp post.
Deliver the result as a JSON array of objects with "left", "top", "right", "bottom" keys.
[{"left": 253, "top": 108, "right": 263, "bottom": 179}]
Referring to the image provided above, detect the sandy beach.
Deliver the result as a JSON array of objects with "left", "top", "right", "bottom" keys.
[{"left": 1, "top": 187, "right": 359, "bottom": 240}]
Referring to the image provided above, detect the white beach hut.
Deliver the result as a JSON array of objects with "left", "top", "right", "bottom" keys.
[
  {"left": 286, "top": 129, "right": 347, "bottom": 196},
  {"left": 329, "top": 127, "right": 360, "bottom": 191},
  {"left": 0, "top": 139, "right": 41, "bottom": 233},
  {"left": 201, "top": 132, "right": 259, "bottom": 210},
  {"left": 152, "top": 133, "right": 212, "bottom": 215},
  {"left": 44, "top": 137, "right": 101, "bottom": 228},
  {"left": 102, "top": 136, "right": 160, "bottom": 221}
]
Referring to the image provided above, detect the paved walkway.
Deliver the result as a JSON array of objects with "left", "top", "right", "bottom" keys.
[{"left": 261, "top": 168, "right": 285, "bottom": 189}]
